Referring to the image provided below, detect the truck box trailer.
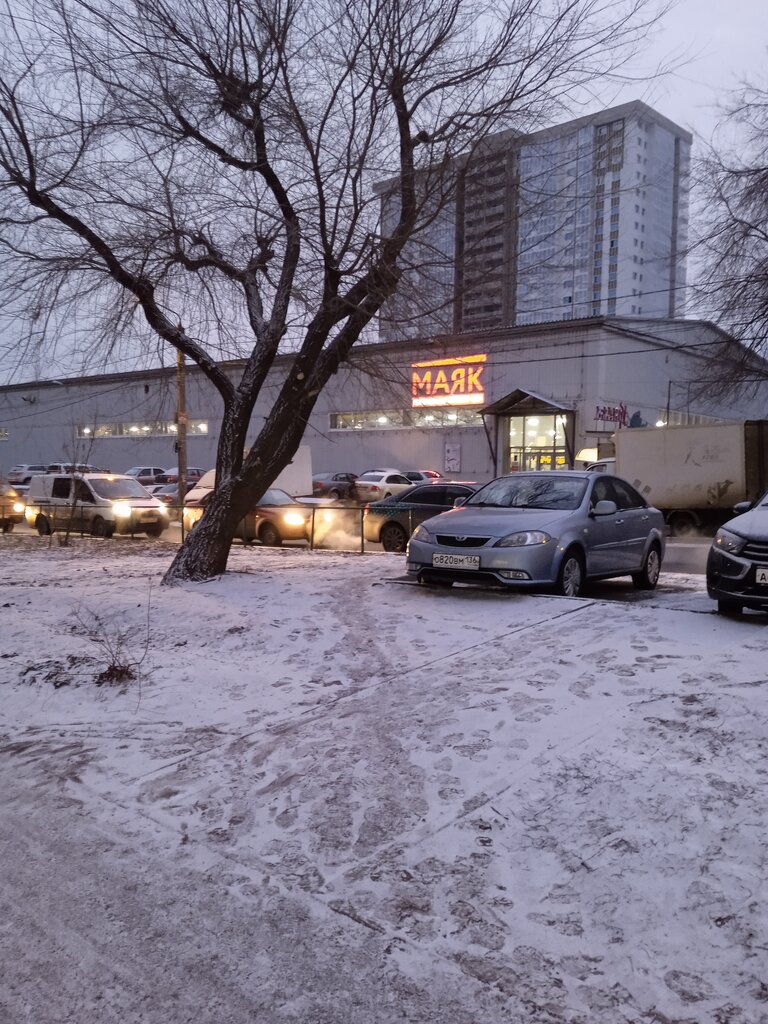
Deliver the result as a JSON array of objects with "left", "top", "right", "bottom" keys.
[{"left": 611, "top": 421, "right": 768, "bottom": 535}]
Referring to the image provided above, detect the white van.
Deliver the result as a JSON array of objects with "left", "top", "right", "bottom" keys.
[{"left": 25, "top": 473, "right": 170, "bottom": 538}]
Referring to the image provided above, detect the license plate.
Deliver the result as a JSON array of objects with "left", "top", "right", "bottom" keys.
[
  {"left": 432, "top": 553, "right": 480, "bottom": 570},
  {"left": 756, "top": 566, "right": 768, "bottom": 584}
]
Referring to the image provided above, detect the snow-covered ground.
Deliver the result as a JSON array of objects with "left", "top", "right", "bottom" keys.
[{"left": 1, "top": 535, "right": 767, "bottom": 1024}]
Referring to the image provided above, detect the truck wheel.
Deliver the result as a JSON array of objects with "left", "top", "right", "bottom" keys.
[
  {"left": 2, "top": 521, "right": 13, "bottom": 534},
  {"left": 556, "top": 548, "right": 585, "bottom": 597},
  {"left": 259, "top": 522, "right": 282, "bottom": 547},
  {"left": 632, "top": 544, "right": 661, "bottom": 590},
  {"left": 717, "top": 599, "right": 742, "bottom": 617},
  {"left": 380, "top": 522, "right": 408, "bottom": 553},
  {"left": 145, "top": 524, "right": 164, "bottom": 539},
  {"left": 668, "top": 511, "right": 696, "bottom": 537},
  {"left": 36, "top": 516, "right": 51, "bottom": 536}
]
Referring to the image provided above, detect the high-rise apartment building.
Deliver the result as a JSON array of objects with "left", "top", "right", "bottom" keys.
[{"left": 380, "top": 101, "right": 691, "bottom": 339}]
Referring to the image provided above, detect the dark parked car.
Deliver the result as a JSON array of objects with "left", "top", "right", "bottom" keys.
[
  {"left": 364, "top": 482, "right": 479, "bottom": 552},
  {"left": 407, "top": 470, "right": 665, "bottom": 596},
  {"left": 312, "top": 472, "right": 358, "bottom": 500},
  {"left": 707, "top": 497, "right": 768, "bottom": 615},
  {"left": 158, "top": 466, "right": 207, "bottom": 484},
  {"left": 151, "top": 482, "right": 194, "bottom": 507},
  {"left": 403, "top": 470, "right": 444, "bottom": 483},
  {"left": 0, "top": 483, "right": 25, "bottom": 532}
]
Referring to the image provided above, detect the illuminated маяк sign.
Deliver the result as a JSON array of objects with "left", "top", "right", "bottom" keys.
[{"left": 411, "top": 354, "right": 487, "bottom": 407}]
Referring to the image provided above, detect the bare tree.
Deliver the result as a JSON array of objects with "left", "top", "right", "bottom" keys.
[
  {"left": 0, "top": 0, "right": 666, "bottom": 582},
  {"left": 696, "top": 78, "right": 768, "bottom": 399}
]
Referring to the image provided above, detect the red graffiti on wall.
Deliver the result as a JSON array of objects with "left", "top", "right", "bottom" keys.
[{"left": 594, "top": 402, "right": 629, "bottom": 428}]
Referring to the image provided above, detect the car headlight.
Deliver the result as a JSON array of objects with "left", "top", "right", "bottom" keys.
[
  {"left": 12, "top": 502, "right": 25, "bottom": 514},
  {"left": 712, "top": 527, "right": 746, "bottom": 555},
  {"left": 158, "top": 505, "right": 169, "bottom": 516},
  {"left": 495, "top": 530, "right": 551, "bottom": 547},
  {"left": 112, "top": 501, "right": 133, "bottom": 518},
  {"left": 411, "top": 524, "right": 434, "bottom": 542},
  {"left": 283, "top": 511, "right": 307, "bottom": 527}
]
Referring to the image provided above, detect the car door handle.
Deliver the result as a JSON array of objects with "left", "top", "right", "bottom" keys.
[{"left": 614, "top": 518, "right": 625, "bottom": 525}]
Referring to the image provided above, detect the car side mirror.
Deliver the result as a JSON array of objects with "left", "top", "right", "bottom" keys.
[
  {"left": 591, "top": 499, "right": 618, "bottom": 516},
  {"left": 453, "top": 497, "right": 466, "bottom": 507},
  {"left": 732, "top": 501, "right": 751, "bottom": 515}
]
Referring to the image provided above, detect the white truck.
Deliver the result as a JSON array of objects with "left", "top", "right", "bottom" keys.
[
  {"left": 264, "top": 445, "right": 313, "bottom": 498},
  {"left": 596, "top": 421, "right": 768, "bottom": 535}
]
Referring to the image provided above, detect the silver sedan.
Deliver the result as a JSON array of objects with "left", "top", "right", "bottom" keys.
[{"left": 406, "top": 470, "right": 665, "bottom": 597}]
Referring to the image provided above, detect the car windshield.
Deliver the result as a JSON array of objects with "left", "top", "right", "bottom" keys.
[
  {"left": 466, "top": 475, "right": 588, "bottom": 510},
  {"left": 89, "top": 477, "right": 153, "bottom": 500},
  {"left": 257, "top": 488, "right": 295, "bottom": 506}
]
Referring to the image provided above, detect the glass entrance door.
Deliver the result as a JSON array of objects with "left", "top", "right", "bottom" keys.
[{"left": 507, "top": 413, "right": 570, "bottom": 472}]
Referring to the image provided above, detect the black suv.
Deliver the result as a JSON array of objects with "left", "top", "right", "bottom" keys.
[{"left": 707, "top": 497, "right": 768, "bottom": 615}]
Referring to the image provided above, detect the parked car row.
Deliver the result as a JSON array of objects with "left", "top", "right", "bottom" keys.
[
  {"left": 7, "top": 459, "right": 768, "bottom": 618},
  {"left": 312, "top": 468, "right": 444, "bottom": 504},
  {"left": 5, "top": 462, "right": 208, "bottom": 491},
  {"left": 125, "top": 466, "right": 207, "bottom": 486},
  {"left": 8, "top": 462, "right": 104, "bottom": 487}
]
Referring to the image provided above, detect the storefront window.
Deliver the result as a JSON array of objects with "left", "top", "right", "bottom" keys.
[
  {"left": 76, "top": 420, "right": 209, "bottom": 439},
  {"left": 507, "top": 414, "right": 569, "bottom": 471},
  {"left": 329, "top": 409, "right": 482, "bottom": 430}
]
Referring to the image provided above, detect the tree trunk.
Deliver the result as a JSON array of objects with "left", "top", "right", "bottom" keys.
[
  {"left": 161, "top": 391, "right": 310, "bottom": 583},
  {"left": 163, "top": 490, "right": 238, "bottom": 582}
]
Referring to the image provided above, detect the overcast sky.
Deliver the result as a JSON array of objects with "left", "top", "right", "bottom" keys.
[
  {"left": 593, "top": 0, "right": 768, "bottom": 144},
  {"left": 0, "top": 0, "right": 765, "bottom": 384}
]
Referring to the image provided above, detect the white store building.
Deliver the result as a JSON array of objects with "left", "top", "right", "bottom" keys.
[{"left": 0, "top": 317, "right": 765, "bottom": 485}]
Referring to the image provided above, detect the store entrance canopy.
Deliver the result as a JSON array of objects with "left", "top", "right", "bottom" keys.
[
  {"left": 481, "top": 389, "right": 573, "bottom": 416},
  {"left": 480, "top": 389, "right": 575, "bottom": 469}
]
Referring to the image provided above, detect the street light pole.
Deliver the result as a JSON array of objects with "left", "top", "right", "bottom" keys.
[{"left": 176, "top": 351, "right": 188, "bottom": 521}]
